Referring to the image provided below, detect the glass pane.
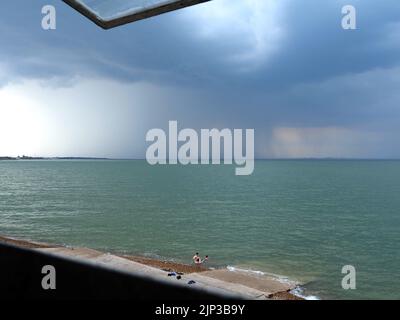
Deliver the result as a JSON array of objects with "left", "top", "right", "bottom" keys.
[{"left": 77, "top": 0, "right": 178, "bottom": 21}]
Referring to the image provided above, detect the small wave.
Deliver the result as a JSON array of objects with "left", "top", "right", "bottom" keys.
[
  {"left": 290, "top": 286, "right": 320, "bottom": 300},
  {"left": 227, "top": 266, "right": 265, "bottom": 276},
  {"left": 226, "top": 265, "right": 297, "bottom": 286},
  {"left": 226, "top": 265, "right": 321, "bottom": 300}
]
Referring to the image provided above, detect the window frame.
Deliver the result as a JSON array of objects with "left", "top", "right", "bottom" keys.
[{"left": 63, "top": 0, "right": 211, "bottom": 29}]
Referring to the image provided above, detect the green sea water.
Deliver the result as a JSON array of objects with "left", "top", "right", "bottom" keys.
[{"left": 0, "top": 160, "right": 399, "bottom": 299}]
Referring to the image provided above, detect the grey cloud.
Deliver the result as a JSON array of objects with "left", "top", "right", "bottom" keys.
[{"left": 1, "top": 0, "right": 400, "bottom": 158}]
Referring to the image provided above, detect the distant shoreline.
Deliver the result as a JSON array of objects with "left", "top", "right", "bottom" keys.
[{"left": 0, "top": 156, "right": 110, "bottom": 161}]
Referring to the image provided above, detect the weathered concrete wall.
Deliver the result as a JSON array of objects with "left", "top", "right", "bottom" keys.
[{"left": 0, "top": 243, "right": 228, "bottom": 300}]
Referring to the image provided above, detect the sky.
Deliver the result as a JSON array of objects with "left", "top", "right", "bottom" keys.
[{"left": 0, "top": 0, "right": 400, "bottom": 159}]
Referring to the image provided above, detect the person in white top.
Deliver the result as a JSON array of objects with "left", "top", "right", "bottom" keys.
[{"left": 193, "top": 252, "right": 201, "bottom": 265}]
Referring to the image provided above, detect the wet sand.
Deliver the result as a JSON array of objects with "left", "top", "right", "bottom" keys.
[
  {"left": 0, "top": 235, "right": 52, "bottom": 249},
  {"left": 122, "top": 255, "right": 209, "bottom": 274}
]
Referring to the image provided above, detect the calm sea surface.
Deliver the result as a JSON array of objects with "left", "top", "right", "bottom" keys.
[{"left": 0, "top": 160, "right": 399, "bottom": 299}]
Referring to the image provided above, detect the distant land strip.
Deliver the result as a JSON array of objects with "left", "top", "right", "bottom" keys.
[{"left": 0, "top": 156, "right": 109, "bottom": 161}]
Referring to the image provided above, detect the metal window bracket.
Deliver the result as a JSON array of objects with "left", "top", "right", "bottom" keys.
[{"left": 63, "top": 0, "right": 211, "bottom": 29}]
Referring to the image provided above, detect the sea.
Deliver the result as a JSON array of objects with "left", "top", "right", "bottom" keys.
[{"left": 0, "top": 159, "right": 399, "bottom": 299}]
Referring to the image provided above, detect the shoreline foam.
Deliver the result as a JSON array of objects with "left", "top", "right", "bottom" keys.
[{"left": 226, "top": 265, "right": 319, "bottom": 300}]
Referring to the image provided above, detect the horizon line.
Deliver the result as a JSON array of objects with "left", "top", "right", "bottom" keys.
[{"left": 1, "top": 156, "right": 400, "bottom": 161}]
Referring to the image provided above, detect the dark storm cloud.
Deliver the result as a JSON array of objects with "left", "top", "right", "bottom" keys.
[
  {"left": 248, "top": 0, "right": 400, "bottom": 89},
  {"left": 1, "top": 0, "right": 399, "bottom": 86},
  {"left": 2, "top": 0, "right": 396, "bottom": 88}
]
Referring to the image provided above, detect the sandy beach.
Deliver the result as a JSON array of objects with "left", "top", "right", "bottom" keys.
[{"left": 0, "top": 235, "right": 302, "bottom": 300}]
